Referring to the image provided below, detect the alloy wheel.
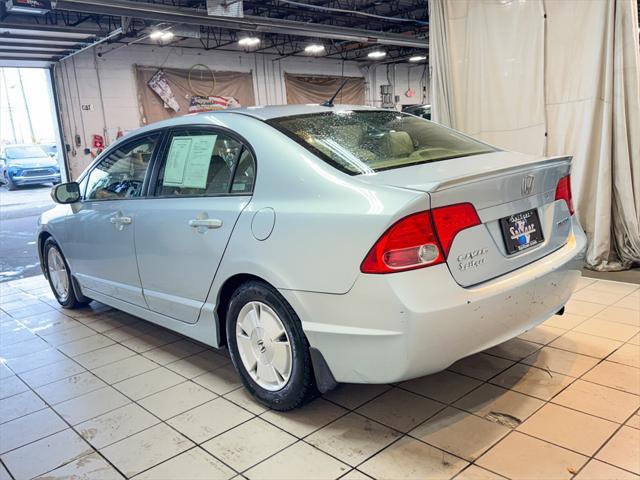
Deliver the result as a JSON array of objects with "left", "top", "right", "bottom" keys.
[{"left": 47, "top": 246, "right": 69, "bottom": 302}]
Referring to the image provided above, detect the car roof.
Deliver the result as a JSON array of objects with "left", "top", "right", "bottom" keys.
[
  {"left": 115, "top": 104, "right": 388, "bottom": 149},
  {"left": 138, "top": 104, "right": 384, "bottom": 130},
  {"left": 226, "top": 103, "right": 382, "bottom": 120}
]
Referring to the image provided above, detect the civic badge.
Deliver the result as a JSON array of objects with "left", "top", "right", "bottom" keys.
[{"left": 522, "top": 174, "right": 535, "bottom": 196}]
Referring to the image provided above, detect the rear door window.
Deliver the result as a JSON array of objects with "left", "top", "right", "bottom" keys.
[{"left": 155, "top": 129, "right": 255, "bottom": 197}]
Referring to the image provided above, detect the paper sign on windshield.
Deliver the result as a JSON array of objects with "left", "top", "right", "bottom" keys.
[{"left": 163, "top": 135, "right": 217, "bottom": 189}]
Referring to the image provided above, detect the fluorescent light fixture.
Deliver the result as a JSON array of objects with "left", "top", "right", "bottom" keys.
[
  {"left": 6, "top": 6, "right": 49, "bottom": 14},
  {"left": 238, "top": 37, "right": 261, "bottom": 47},
  {"left": 409, "top": 55, "right": 427, "bottom": 62},
  {"left": 304, "top": 44, "right": 325, "bottom": 54},
  {"left": 6, "top": 0, "right": 50, "bottom": 15},
  {"left": 161, "top": 31, "right": 174, "bottom": 41},
  {"left": 149, "top": 30, "right": 163, "bottom": 40},
  {"left": 367, "top": 50, "right": 386, "bottom": 59}
]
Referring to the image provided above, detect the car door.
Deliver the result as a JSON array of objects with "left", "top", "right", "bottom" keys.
[
  {"left": 69, "top": 132, "right": 162, "bottom": 307},
  {"left": 134, "top": 126, "right": 256, "bottom": 323}
]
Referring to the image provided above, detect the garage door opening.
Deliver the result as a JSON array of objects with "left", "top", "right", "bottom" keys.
[{"left": 0, "top": 67, "right": 64, "bottom": 283}]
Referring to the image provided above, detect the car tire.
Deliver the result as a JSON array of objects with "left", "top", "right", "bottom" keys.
[
  {"left": 226, "top": 280, "right": 318, "bottom": 411},
  {"left": 4, "top": 174, "right": 17, "bottom": 191},
  {"left": 43, "top": 238, "right": 91, "bottom": 309}
]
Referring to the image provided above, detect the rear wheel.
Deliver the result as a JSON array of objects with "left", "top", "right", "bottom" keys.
[
  {"left": 43, "top": 238, "right": 91, "bottom": 309},
  {"left": 226, "top": 281, "right": 317, "bottom": 410}
]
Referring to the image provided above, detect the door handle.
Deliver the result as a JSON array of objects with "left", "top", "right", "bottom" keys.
[
  {"left": 110, "top": 216, "right": 132, "bottom": 225},
  {"left": 189, "top": 218, "right": 223, "bottom": 229},
  {"left": 110, "top": 213, "right": 132, "bottom": 231}
]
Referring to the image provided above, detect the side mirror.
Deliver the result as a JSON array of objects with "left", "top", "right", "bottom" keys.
[{"left": 51, "top": 182, "right": 81, "bottom": 204}]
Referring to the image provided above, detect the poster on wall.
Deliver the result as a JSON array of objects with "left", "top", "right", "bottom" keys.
[
  {"left": 147, "top": 70, "right": 181, "bottom": 112},
  {"left": 188, "top": 95, "right": 241, "bottom": 113},
  {"left": 137, "top": 66, "right": 255, "bottom": 124}
]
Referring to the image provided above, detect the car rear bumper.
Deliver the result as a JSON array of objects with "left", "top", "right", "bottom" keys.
[
  {"left": 11, "top": 173, "right": 60, "bottom": 185},
  {"left": 281, "top": 221, "right": 587, "bottom": 384}
]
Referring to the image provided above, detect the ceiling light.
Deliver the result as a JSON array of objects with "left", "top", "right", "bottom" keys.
[
  {"left": 409, "top": 55, "right": 427, "bottom": 62},
  {"left": 304, "top": 44, "right": 325, "bottom": 54},
  {"left": 367, "top": 50, "right": 386, "bottom": 59},
  {"left": 6, "top": 4, "right": 49, "bottom": 15},
  {"left": 238, "top": 37, "right": 261, "bottom": 47},
  {"left": 161, "top": 31, "right": 174, "bottom": 41},
  {"left": 149, "top": 30, "right": 163, "bottom": 40}
]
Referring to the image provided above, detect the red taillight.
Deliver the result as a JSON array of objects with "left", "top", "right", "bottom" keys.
[
  {"left": 361, "top": 203, "right": 480, "bottom": 274},
  {"left": 361, "top": 211, "right": 444, "bottom": 274},
  {"left": 431, "top": 203, "right": 481, "bottom": 256},
  {"left": 555, "top": 175, "right": 574, "bottom": 215}
]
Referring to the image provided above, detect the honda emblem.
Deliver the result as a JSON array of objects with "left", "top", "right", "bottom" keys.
[{"left": 522, "top": 175, "right": 535, "bottom": 196}]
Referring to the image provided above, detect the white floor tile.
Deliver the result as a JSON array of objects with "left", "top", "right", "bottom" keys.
[
  {"left": 0, "top": 408, "right": 66, "bottom": 454},
  {"left": 1, "top": 429, "right": 93, "bottom": 480},
  {"left": 76, "top": 403, "right": 159, "bottom": 448},
  {"left": 100, "top": 423, "right": 193, "bottom": 477}
]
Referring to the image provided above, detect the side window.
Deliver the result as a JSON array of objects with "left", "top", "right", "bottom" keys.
[
  {"left": 85, "top": 134, "right": 159, "bottom": 201},
  {"left": 156, "top": 129, "right": 255, "bottom": 197},
  {"left": 231, "top": 148, "right": 256, "bottom": 194}
]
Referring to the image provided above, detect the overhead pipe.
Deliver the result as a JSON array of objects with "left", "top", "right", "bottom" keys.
[
  {"left": 51, "top": 0, "right": 427, "bottom": 49},
  {"left": 98, "top": 23, "right": 174, "bottom": 56},
  {"left": 57, "top": 27, "right": 123, "bottom": 61}
]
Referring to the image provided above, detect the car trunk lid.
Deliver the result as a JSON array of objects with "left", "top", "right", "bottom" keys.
[{"left": 359, "top": 151, "right": 573, "bottom": 286}]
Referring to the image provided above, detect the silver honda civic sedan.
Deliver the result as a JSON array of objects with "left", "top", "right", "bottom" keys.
[{"left": 38, "top": 105, "right": 586, "bottom": 410}]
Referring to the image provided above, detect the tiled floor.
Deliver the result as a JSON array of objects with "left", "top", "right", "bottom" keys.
[{"left": 0, "top": 275, "right": 639, "bottom": 480}]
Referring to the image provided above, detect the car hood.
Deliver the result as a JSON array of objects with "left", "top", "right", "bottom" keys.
[{"left": 7, "top": 156, "right": 58, "bottom": 168}]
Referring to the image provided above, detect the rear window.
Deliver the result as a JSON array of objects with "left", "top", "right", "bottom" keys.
[{"left": 269, "top": 110, "right": 496, "bottom": 175}]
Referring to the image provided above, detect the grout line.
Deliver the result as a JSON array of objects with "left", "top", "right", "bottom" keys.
[{"left": 0, "top": 458, "right": 16, "bottom": 480}]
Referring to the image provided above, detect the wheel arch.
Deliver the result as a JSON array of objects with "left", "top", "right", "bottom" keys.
[
  {"left": 215, "top": 273, "right": 271, "bottom": 347},
  {"left": 213, "top": 272, "right": 337, "bottom": 394},
  {"left": 37, "top": 231, "right": 53, "bottom": 278},
  {"left": 37, "top": 231, "right": 90, "bottom": 304}
]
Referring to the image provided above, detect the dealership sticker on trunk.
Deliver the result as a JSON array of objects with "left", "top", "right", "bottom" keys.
[{"left": 500, "top": 209, "right": 544, "bottom": 254}]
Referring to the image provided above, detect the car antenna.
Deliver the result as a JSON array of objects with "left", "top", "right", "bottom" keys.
[{"left": 321, "top": 79, "right": 349, "bottom": 107}]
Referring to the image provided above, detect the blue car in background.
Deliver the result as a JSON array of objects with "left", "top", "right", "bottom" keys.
[{"left": 0, "top": 144, "right": 61, "bottom": 190}]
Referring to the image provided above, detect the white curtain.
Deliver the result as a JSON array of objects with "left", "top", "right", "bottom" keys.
[
  {"left": 429, "top": 0, "right": 456, "bottom": 127},
  {"left": 429, "top": 0, "right": 640, "bottom": 271}
]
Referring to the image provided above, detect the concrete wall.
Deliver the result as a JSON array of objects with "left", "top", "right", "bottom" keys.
[{"left": 53, "top": 43, "right": 429, "bottom": 178}]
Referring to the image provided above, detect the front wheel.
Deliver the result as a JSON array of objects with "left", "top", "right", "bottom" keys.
[
  {"left": 4, "top": 174, "right": 17, "bottom": 191},
  {"left": 226, "top": 281, "right": 318, "bottom": 410},
  {"left": 43, "top": 238, "right": 91, "bottom": 309}
]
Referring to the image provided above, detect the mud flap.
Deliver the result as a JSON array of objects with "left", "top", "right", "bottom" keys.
[{"left": 309, "top": 347, "right": 338, "bottom": 393}]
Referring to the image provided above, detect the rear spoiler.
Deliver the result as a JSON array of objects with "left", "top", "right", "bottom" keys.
[{"left": 430, "top": 155, "right": 572, "bottom": 192}]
